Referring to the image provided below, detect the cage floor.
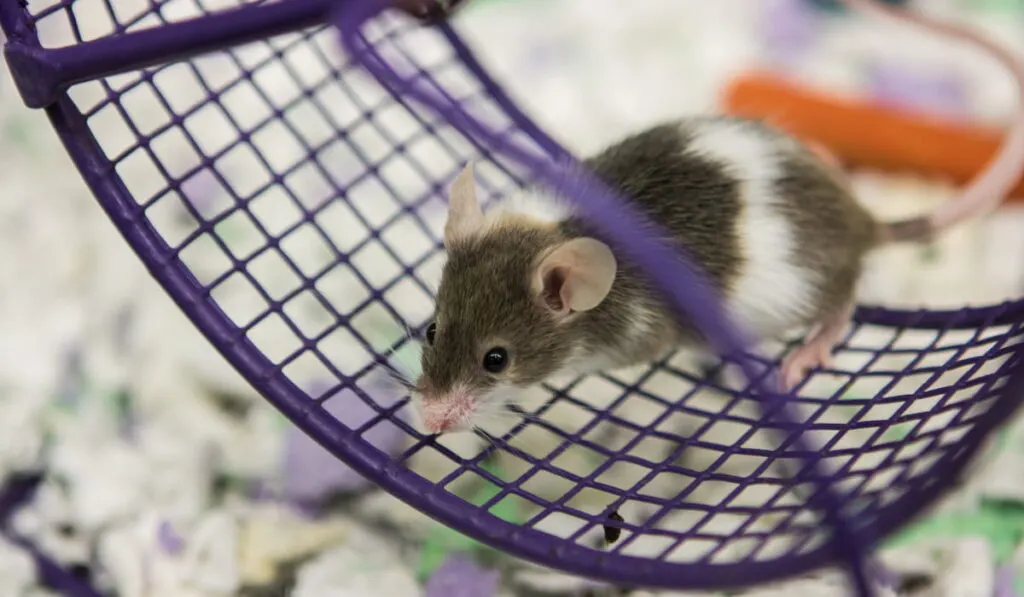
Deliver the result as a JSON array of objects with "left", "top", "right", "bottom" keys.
[{"left": 3, "top": 0, "right": 1024, "bottom": 596}]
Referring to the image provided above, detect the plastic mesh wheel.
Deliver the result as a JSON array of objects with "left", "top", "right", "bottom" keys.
[{"left": 2, "top": 0, "right": 1024, "bottom": 594}]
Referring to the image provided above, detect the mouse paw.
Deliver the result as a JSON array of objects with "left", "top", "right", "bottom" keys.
[
  {"left": 779, "top": 343, "right": 833, "bottom": 390},
  {"left": 779, "top": 303, "right": 854, "bottom": 390}
]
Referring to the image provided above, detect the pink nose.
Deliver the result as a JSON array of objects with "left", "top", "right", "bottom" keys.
[
  {"left": 422, "top": 409, "right": 461, "bottom": 434},
  {"left": 419, "top": 391, "right": 474, "bottom": 434}
]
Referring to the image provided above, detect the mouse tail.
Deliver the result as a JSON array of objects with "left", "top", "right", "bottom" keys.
[{"left": 841, "top": 0, "right": 1024, "bottom": 245}]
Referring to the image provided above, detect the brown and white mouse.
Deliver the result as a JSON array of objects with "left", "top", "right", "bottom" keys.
[{"left": 413, "top": 0, "right": 1024, "bottom": 435}]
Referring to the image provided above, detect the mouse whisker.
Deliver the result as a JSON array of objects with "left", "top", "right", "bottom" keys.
[
  {"left": 377, "top": 361, "right": 418, "bottom": 393},
  {"left": 473, "top": 400, "right": 524, "bottom": 419},
  {"left": 472, "top": 405, "right": 542, "bottom": 433},
  {"left": 471, "top": 403, "right": 525, "bottom": 427},
  {"left": 380, "top": 325, "right": 422, "bottom": 364},
  {"left": 472, "top": 427, "right": 505, "bottom": 452},
  {"left": 377, "top": 359, "right": 407, "bottom": 379},
  {"left": 471, "top": 427, "right": 496, "bottom": 450},
  {"left": 382, "top": 336, "right": 405, "bottom": 360},
  {"left": 473, "top": 411, "right": 519, "bottom": 431},
  {"left": 501, "top": 403, "right": 547, "bottom": 425}
]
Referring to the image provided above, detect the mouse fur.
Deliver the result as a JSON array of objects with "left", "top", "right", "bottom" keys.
[{"left": 416, "top": 115, "right": 884, "bottom": 433}]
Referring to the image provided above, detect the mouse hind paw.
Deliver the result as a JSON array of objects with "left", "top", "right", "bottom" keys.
[
  {"left": 780, "top": 342, "right": 833, "bottom": 389},
  {"left": 778, "top": 303, "right": 854, "bottom": 390}
]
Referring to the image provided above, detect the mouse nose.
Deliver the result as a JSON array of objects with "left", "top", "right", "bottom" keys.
[
  {"left": 422, "top": 409, "right": 463, "bottom": 434},
  {"left": 419, "top": 391, "right": 474, "bottom": 434}
]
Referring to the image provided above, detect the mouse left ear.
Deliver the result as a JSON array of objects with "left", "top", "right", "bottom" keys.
[
  {"left": 444, "top": 161, "right": 484, "bottom": 247},
  {"left": 533, "top": 237, "right": 617, "bottom": 317}
]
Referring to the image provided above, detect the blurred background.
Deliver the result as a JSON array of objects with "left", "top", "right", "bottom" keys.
[{"left": 3, "top": 0, "right": 1024, "bottom": 595}]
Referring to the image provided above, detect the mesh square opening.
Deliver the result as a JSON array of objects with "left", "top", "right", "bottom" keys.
[
  {"left": 247, "top": 312, "right": 303, "bottom": 364},
  {"left": 245, "top": 248, "right": 303, "bottom": 302},
  {"left": 210, "top": 271, "right": 270, "bottom": 328},
  {"left": 249, "top": 118, "right": 307, "bottom": 175},
  {"left": 214, "top": 142, "right": 272, "bottom": 198},
  {"left": 91, "top": 103, "right": 142, "bottom": 161},
  {"left": 179, "top": 233, "right": 235, "bottom": 287},
  {"left": 70, "top": 0, "right": 118, "bottom": 42},
  {"left": 315, "top": 263, "right": 373, "bottom": 317},
  {"left": 145, "top": 191, "right": 199, "bottom": 249},
  {"left": 214, "top": 210, "right": 266, "bottom": 260},
  {"left": 279, "top": 223, "right": 335, "bottom": 278},
  {"left": 316, "top": 326, "right": 375, "bottom": 376},
  {"left": 116, "top": 148, "right": 168, "bottom": 205},
  {"left": 183, "top": 104, "right": 238, "bottom": 158}
]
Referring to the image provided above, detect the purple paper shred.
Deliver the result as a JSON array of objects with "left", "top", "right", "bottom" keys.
[
  {"left": 866, "top": 63, "right": 969, "bottom": 120},
  {"left": 761, "top": 0, "right": 822, "bottom": 65},
  {"left": 0, "top": 474, "right": 43, "bottom": 526},
  {"left": 425, "top": 555, "right": 500, "bottom": 597},
  {"left": 281, "top": 381, "right": 406, "bottom": 503},
  {"left": 995, "top": 564, "right": 1020, "bottom": 597},
  {"left": 6, "top": 531, "right": 105, "bottom": 597},
  {"left": 247, "top": 479, "right": 274, "bottom": 502},
  {"left": 179, "top": 169, "right": 222, "bottom": 219},
  {"left": 157, "top": 521, "right": 185, "bottom": 555},
  {"left": 868, "top": 558, "right": 899, "bottom": 591}
]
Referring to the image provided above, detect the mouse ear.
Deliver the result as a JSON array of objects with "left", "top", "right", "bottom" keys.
[
  {"left": 444, "top": 161, "right": 484, "bottom": 247},
  {"left": 534, "top": 237, "right": 617, "bottom": 316}
]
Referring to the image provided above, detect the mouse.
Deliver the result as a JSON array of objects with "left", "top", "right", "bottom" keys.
[{"left": 412, "top": 0, "right": 1024, "bottom": 435}]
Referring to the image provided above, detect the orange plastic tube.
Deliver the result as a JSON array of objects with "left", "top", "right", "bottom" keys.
[{"left": 719, "top": 72, "right": 1024, "bottom": 199}]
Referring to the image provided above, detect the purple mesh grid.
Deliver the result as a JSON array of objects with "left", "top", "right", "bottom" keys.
[{"left": 2, "top": 1, "right": 1023, "bottom": 595}]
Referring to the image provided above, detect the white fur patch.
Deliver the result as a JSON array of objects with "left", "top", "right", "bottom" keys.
[
  {"left": 553, "top": 343, "right": 614, "bottom": 380},
  {"left": 467, "top": 381, "right": 525, "bottom": 434},
  {"left": 483, "top": 188, "right": 571, "bottom": 230},
  {"left": 614, "top": 302, "right": 669, "bottom": 367},
  {"left": 685, "top": 120, "right": 818, "bottom": 340},
  {"left": 625, "top": 303, "right": 660, "bottom": 345}
]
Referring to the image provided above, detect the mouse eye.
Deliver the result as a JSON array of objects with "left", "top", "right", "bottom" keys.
[
  {"left": 482, "top": 347, "right": 509, "bottom": 373},
  {"left": 425, "top": 322, "right": 437, "bottom": 345}
]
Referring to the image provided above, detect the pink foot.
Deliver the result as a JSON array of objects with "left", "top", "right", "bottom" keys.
[
  {"left": 780, "top": 338, "right": 834, "bottom": 389},
  {"left": 779, "top": 303, "right": 854, "bottom": 390}
]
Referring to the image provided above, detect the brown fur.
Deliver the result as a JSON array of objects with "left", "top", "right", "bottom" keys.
[
  {"left": 421, "top": 120, "right": 746, "bottom": 396},
  {"left": 561, "top": 122, "right": 746, "bottom": 355},
  {"left": 423, "top": 222, "right": 569, "bottom": 394},
  {"left": 420, "top": 116, "right": 929, "bottom": 399},
  {"left": 771, "top": 147, "right": 882, "bottom": 321}
]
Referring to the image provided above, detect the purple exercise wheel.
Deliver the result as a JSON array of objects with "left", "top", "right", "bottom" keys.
[{"left": 2, "top": 0, "right": 1023, "bottom": 595}]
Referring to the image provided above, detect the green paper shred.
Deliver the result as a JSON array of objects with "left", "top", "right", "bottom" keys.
[
  {"left": 967, "top": 0, "right": 1024, "bottom": 11},
  {"left": 885, "top": 501, "right": 1024, "bottom": 563},
  {"left": 212, "top": 219, "right": 246, "bottom": 246},
  {"left": 881, "top": 421, "right": 915, "bottom": 443}
]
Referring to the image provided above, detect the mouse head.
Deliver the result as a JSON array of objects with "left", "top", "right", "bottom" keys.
[{"left": 416, "top": 163, "right": 617, "bottom": 434}]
